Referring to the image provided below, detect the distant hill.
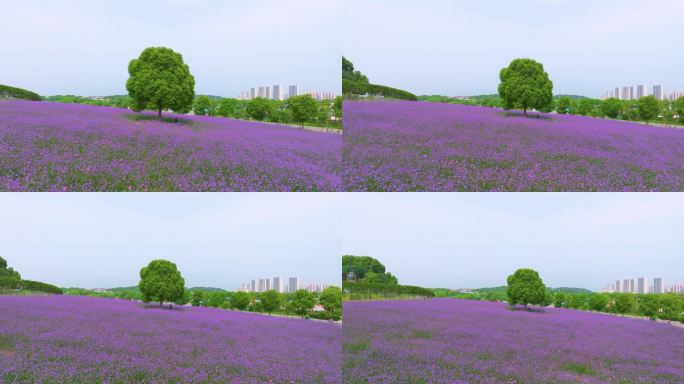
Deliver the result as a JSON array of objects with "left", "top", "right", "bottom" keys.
[
  {"left": 342, "top": 57, "right": 417, "bottom": 101},
  {"left": 0, "top": 84, "right": 41, "bottom": 101}
]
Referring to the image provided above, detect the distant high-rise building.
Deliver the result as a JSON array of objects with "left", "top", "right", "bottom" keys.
[
  {"left": 288, "top": 85, "right": 299, "bottom": 98},
  {"left": 250, "top": 88, "right": 256, "bottom": 99},
  {"left": 637, "top": 277, "right": 649, "bottom": 294},
  {"left": 622, "top": 279, "right": 630, "bottom": 293},
  {"left": 273, "top": 85, "right": 283, "bottom": 100},
  {"left": 615, "top": 87, "right": 621, "bottom": 100},
  {"left": 250, "top": 279, "right": 256, "bottom": 292},
  {"left": 629, "top": 86, "right": 635, "bottom": 100},
  {"left": 637, "top": 84, "right": 648, "bottom": 99},
  {"left": 653, "top": 85, "right": 664, "bottom": 100},
  {"left": 615, "top": 280, "right": 622, "bottom": 293},
  {"left": 258, "top": 278, "right": 267, "bottom": 292},
  {"left": 653, "top": 278, "right": 664, "bottom": 294},
  {"left": 265, "top": 86, "right": 271, "bottom": 100},
  {"left": 622, "top": 86, "right": 631, "bottom": 101},
  {"left": 288, "top": 277, "right": 299, "bottom": 293},
  {"left": 273, "top": 276, "right": 283, "bottom": 293}
]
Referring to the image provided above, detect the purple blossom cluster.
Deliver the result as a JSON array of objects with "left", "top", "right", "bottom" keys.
[
  {"left": 343, "top": 299, "right": 684, "bottom": 384},
  {"left": 0, "top": 295, "right": 341, "bottom": 383},
  {"left": 0, "top": 101, "right": 341, "bottom": 191},
  {"left": 343, "top": 101, "right": 684, "bottom": 191}
]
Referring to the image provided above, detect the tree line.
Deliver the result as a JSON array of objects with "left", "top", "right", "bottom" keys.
[
  {"left": 342, "top": 255, "right": 434, "bottom": 300},
  {"left": 439, "top": 268, "right": 684, "bottom": 324},
  {"left": 0, "top": 84, "right": 41, "bottom": 101},
  {"left": 0, "top": 256, "right": 63, "bottom": 295},
  {"left": 342, "top": 57, "right": 417, "bottom": 101}
]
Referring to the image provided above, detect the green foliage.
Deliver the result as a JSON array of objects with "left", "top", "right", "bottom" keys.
[
  {"left": 319, "top": 286, "right": 342, "bottom": 319},
  {"left": 553, "top": 292, "right": 565, "bottom": 308},
  {"left": 19, "top": 280, "right": 63, "bottom": 295},
  {"left": 342, "top": 281, "right": 435, "bottom": 298},
  {"left": 138, "top": 259, "right": 186, "bottom": 307},
  {"left": 260, "top": 290, "right": 282, "bottom": 314},
  {"left": 126, "top": 47, "right": 195, "bottom": 117},
  {"left": 498, "top": 58, "right": 554, "bottom": 115},
  {"left": 659, "top": 293, "right": 683, "bottom": 321},
  {"left": 506, "top": 268, "right": 547, "bottom": 308},
  {"left": 342, "top": 56, "right": 416, "bottom": 101},
  {"left": 190, "top": 290, "right": 204, "bottom": 307},
  {"left": 577, "top": 98, "right": 600, "bottom": 116},
  {"left": 207, "top": 291, "right": 228, "bottom": 308},
  {"left": 637, "top": 294, "right": 660, "bottom": 319},
  {"left": 601, "top": 98, "right": 623, "bottom": 119},
  {"left": 288, "top": 289, "right": 316, "bottom": 317},
  {"left": 556, "top": 97, "right": 573, "bottom": 115},
  {"left": 361, "top": 271, "right": 398, "bottom": 284},
  {"left": 217, "top": 98, "right": 244, "bottom": 118},
  {"left": 0, "top": 84, "right": 41, "bottom": 101},
  {"left": 674, "top": 96, "right": 684, "bottom": 123},
  {"left": 342, "top": 255, "right": 389, "bottom": 281},
  {"left": 637, "top": 96, "right": 661, "bottom": 123},
  {"left": 588, "top": 293, "right": 609, "bottom": 312},
  {"left": 231, "top": 291, "right": 251, "bottom": 310},
  {"left": 333, "top": 96, "right": 342, "bottom": 120},
  {"left": 245, "top": 97, "right": 273, "bottom": 121},
  {"left": 193, "top": 95, "right": 214, "bottom": 116},
  {"left": 614, "top": 293, "right": 636, "bottom": 316},
  {"left": 286, "top": 95, "right": 318, "bottom": 126}
]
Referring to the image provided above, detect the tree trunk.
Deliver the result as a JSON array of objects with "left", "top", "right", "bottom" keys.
[
  {"left": 523, "top": 105, "right": 527, "bottom": 116},
  {"left": 158, "top": 107, "right": 162, "bottom": 119}
]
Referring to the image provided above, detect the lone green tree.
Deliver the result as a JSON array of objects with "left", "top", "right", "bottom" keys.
[
  {"left": 231, "top": 291, "right": 251, "bottom": 310},
  {"left": 588, "top": 293, "right": 609, "bottom": 312},
  {"left": 498, "top": 58, "right": 553, "bottom": 116},
  {"left": 319, "top": 286, "right": 342, "bottom": 320},
  {"left": 287, "top": 95, "right": 318, "bottom": 127},
  {"left": 126, "top": 47, "right": 195, "bottom": 118},
  {"left": 506, "top": 268, "right": 546, "bottom": 310},
  {"left": 260, "top": 290, "right": 282, "bottom": 315},
  {"left": 638, "top": 294, "right": 660, "bottom": 319},
  {"left": 138, "top": 259, "right": 186, "bottom": 309},
  {"left": 246, "top": 97, "right": 273, "bottom": 121},
  {"left": 193, "top": 95, "right": 214, "bottom": 116},
  {"left": 637, "top": 96, "right": 661, "bottom": 124},
  {"left": 289, "top": 289, "right": 316, "bottom": 318},
  {"left": 556, "top": 97, "right": 572, "bottom": 115},
  {"left": 614, "top": 293, "right": 636, "bottom": 316}
]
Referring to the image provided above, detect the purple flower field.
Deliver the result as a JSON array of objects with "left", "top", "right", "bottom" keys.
[
  {"left": 0, "top": 101, "right": 341, "bottom": 191},
  {"left": 343, "top": 101, "right": 684, "bottom": 191},
  {"left": 343, "top": 299, "right": 684, "bottom": 384},
  {"left": 0, "top": 295, "right": 341, "bottom": 383}
]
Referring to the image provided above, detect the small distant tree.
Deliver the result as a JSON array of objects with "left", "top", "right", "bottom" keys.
[
  {"left": 217, "top": 98, "right": 242, "bottom": 118},
  {"left": 577, "top": 98, "right": 599, "bottom": 116},
  {"left": 588, "top": 293, "right": 609, "bottom": 312},
  {"left": 333, "top": 96, "right": 343, "bottom": 121},
  {"left": 126, "top": 47, "right": 195, "bottom": 118},
  {"left": 319, "top": 286, "right": 342, "bottom": 320},
  {"left": 637, "top": 96, "right": 661, "bottom": 124},
  {"left": 260, "top": 290, "right": 282, "bottom": 315},
  {"left": 659, "top": 293, "right": 683, "bottom": 321},
  {"left": 287, "top": 95, "right": 318, "bottom": 127},
  {"left": 246, "top": 97, "right": 273, "bottom": 121},
  {"left": 231, "top": 291, "right": 251, "bottom": 310},
  {"left": 506, "top": 268, "right": 546, "bottom": 310},
  {"left": 207, "top": 291, "right": 227, "bottom": 308},
  {"left": 289, "top": 289, "right": 316, "bottom": 318},
  {"left": 673, "top": 96, "right": 684, "bottom": 124},
  {"left": 193, "top": 96, "right": 214, "bottom": 116},
  {"left": 601, "top": 98, "right": 623, "bottom": 119},
  {"left": 190, "top": 290, "right": 204, "bottom": 307},
  {"left": 614, "top": 293, "right": 636, "bottom": 316},
  {"left": 498, "top": 58, "right": 554, "bottom": 116},
  {"left": 566, "top": 294, "right": 587, "bottom": 310},
  {"left": 138, "top": 259, "right": 186, "bottom": 309},
  {"left": 638, "top": 294, "right": 660, "bottom": 319},
  {"left": 553, "top": 292, "right": 565, "bottom": 308},
  {"left": 556, "top": 97, "right": 572, "bottom": 115}
]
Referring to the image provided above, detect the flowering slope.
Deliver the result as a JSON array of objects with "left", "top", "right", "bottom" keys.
[
  {"left": 0, "top": 295, "right": 340, "bottom": 383},
  {"left": 343, "top": 299, "right": 684, "bottom": 384},
  {"left": 343, "top": 101, "right": 684, "bottom": 191},
  {"left": 0, "top": 101, "right": 341, "bottom": 191}
]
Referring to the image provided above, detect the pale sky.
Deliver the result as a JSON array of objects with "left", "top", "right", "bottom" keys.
[
  {"left": 343, "top": 0, "right": 684, "bottom": 97},
  {"left": 0, "top": 194, "right": 341, "bottom": 289},
  {"left": 341, "top": 193, "right": 684, "bottom": 291},
  {"left": 0, "top": 0, "right": 341, "bottom": 96}
]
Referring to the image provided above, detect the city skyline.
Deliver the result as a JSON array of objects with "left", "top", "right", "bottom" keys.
[
  {"left": 0, "top": 0, "right": 341, "bottom": 96},
  {"left": 601, "top": 83, "right": 683, "bottom": 101},
  {"left": 239, "top": 276, "right": 331, "bottom": 293},
  {"left": 602, "top": 276, "right": 684, "bottom": 294},
  {"left": 0, "top": 193, "right": 341, "bottom": 289},
  {"left": 238, "top": 84, "right": 337, "bottom": 101},
  {"left": 343, "top": 0, "right": 684, "bottom": 97},
  {"left": 341, "top": 193, "right": 684, "bottom": 290}
]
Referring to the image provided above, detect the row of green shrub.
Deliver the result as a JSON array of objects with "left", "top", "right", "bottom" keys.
[
  {"left": 0, "top": 84, "right": 41, "bottom": 101},
  {"left": 342, "top": 281, "right": 434, "bottom": 297},
  {"left": 0, "top": 278, "right": 63, "bottom": 295}
]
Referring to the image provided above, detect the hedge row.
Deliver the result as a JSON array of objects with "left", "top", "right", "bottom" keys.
[
  {"left": 342, "top": 281, "right": 434, "bottom": 297},
  {"left": 342, "top": 80, "right": 417, "bottom": 101},
  {"left": 19, "top": 280, "right": 63, "bottom": 295},
  {"left": 0, "top": 84, "right": 41, "bottom": 101}
]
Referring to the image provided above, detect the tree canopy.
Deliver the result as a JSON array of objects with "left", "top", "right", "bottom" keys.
[
  {"left": 260, "top": 290, "right": 282, "bottom": 315},
  {"left": 287, "top": 95, "right": 318, "bottom": 126},
  {"left": 637, "top": 96, "right": 661, "bottom": 123},
  {"left": 342, "top": 255, "right": 397, "bottom": 283},
  {"left": 498, "top": 58, "right": 554, "bottom": 116},
  {"left": 231, "top": 291, "right": 251, "bottom": 310},
  {"left": 319, "top": 286, "right": 342, "bottom": 320},
  {"left": 126, "top": 47, "right": 195, "bottom": 118},
  {"left": 506, "top": 268, "right": 546, "bottom": 309},
  {"left": 138, "top": 259, "right": 186, "bottom": 308},
  {"left": 289, "top": 289, "right": 316, "bottom": 318}
]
